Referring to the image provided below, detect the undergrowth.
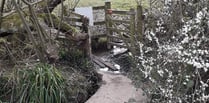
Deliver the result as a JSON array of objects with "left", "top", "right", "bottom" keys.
[{"left": 12, "top": 64, "right": 66, "bottom": 103}]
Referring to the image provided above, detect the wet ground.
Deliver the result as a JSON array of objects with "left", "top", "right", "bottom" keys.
[
  {"left": 85, "top": 71, "right": 147, "bottom": 103},
  {"left": 86, "top": 48, "right": 147, "bottom": 103}
]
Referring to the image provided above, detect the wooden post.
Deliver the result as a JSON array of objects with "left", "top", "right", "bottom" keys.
[
  {"left": 87, "top": 26, "right": 92, "bottom": 58},
  {"left": 129, "top": 8, "right": 136, "bottom": 55},
  {"left": 105, "top": 2, "right": 113, "bottom": 49},
  {"left": 137, "top": 5, "right": 143, "bottom": 42}
]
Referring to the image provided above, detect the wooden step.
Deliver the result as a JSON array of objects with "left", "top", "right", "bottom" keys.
[{"left": 92, "top": 55, "right": 118, "bottom": 71}]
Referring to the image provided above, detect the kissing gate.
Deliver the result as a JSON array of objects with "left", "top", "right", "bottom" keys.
[
  {"left": 63, "top": 2, "right": 144, "bottom": 57},
  {"left": 91, "top": 2, "right": 143, "bottom": 55}
]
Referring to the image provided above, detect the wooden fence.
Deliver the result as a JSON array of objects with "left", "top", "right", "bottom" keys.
[
  {"left": 62, "top": 2, "right": 143, "bottom": 56},
  {"left": 91, "top": 3, "right": 108, "bottom": 38},
  {"left": 60, "top": 11, "right": 91, "bottom": 56},
  {"left": 63, "top": 11, "right": 89, "bottom": 33},
  {"left": 92, "top": 2, "right": 143, "bottom": 54}
]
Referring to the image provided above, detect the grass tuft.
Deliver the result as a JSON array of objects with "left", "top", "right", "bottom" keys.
[{"left": 13, "top": 64, "right": 66, "bottom": 103}]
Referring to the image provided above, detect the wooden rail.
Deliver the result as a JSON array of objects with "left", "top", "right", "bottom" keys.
[
  {"left": 63, "top": 11, "right": 89, "bottom": 31},
  {"left": 111, "top": 19, "right": 130, "bottom": 24},
  {"left": 111, "top": 10, "right": 135, "bottom": 15},
  {"left": 107, "top": 27, "right": 129, "bottom": 33},
  {"left": 92, "top": 6, "right": 105, "bottom": 10},
  {"left": 93, "top": 21, "right": 106, "bottom": 25},
  {"left": 107, "top": 35, "right": 130, "bottom": 41},
  {"left": 70, "top": 11, "right": 84, "bottom": 17},
  {"left": 63, "top": 16, "right": 82, "bottom": 22}
]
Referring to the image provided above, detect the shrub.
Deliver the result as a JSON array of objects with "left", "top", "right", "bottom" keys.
[
  {"left": 128, "top": 1, "right": 209, "bottom": 102},
  {"left": 13, "top": 64, "right": 66, "bottom": 103}
]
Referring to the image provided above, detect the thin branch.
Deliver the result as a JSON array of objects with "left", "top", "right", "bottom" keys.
[
  {"left": 3, "top": 0, "right": 43, "bottom": 18},
  {"left": 12, "top": 0, "right": 45, "bottom": 62},
  {"left": 0, "top": 0, "right": 6, "bottom": 28},
  {"left": 56, "top": 0, "right": 64, "bottom": 37}
]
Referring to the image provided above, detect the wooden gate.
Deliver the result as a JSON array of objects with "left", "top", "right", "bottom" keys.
[{"left": 92, "top": 2, "right": 143, "bottom": 54}]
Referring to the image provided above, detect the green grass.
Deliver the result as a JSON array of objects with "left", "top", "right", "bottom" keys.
[{"left": 77, "top": 0, "right": 149, "bottom": 9}]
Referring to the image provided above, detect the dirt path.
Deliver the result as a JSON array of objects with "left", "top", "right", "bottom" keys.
[{"left": 85, "top": 71, "right": 147, "bottom": 103}]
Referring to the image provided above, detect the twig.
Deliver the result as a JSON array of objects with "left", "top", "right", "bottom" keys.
[
  {"left": 56, "top": 0, "right": 64, "bottom": 37},
  {"left": 12, "top": 0, "right": 45, "bottom": 62},
  {"left": 0, "top": 0, "right": 6, "bottom": 28},
  {"left": 2, "top": 0, "right": 43, "bottom": 18}
]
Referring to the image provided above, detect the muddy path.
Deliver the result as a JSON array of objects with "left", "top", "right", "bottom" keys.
[
  {"left": 86, "top": 49, "right": 147, "bottom": 103},
  {"left": 85, "top": 70, "right": 147, "bottom": 103}
]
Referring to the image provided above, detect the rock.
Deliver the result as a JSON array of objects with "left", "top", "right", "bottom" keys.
[{"left": 46, "top": 43, "right": 59, "bottom": 63}]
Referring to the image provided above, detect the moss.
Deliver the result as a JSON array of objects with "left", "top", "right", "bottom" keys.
[
  {"left": 1, "top": 13, "right": 23, "bottom": 29},
  {"left": 2, "top": 12, "right": 79, "bottom": 35},
  {"left": 37, "top": 1, "right": 47, "bottom": 8},
  {"left": 38, "top": 13, "right": 79, "bottom": 34}
]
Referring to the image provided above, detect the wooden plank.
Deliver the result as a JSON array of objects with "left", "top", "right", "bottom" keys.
[
  {"left": 64, "top": 17, "right": 82, "bottom": 22},
  {"left": 112, "top": 10, "right": 135, "bottom": 15},
  {"left": 112, "top": 19, "right": 130, "bottom": 24},
  {"left": 107, "top": 35, "right": 130, "bottom": 41},
  {"left": 92, "top": 56, "right": 106, "bottom": 68},
  {"left": 70, "top": 12, "right": 83, "bottom": 17},
  {"left": 108, "top": 42, "right": 127, "bottom": 48},
  {"left": 93, "top": 6, "right": 105, "bottom": 10},
  {"left": 92, "top": 55, "right": 118, "bottom": 71},
  {"left": 108, "top": 27, "right": 129, "bottom": 33},
  {"left": 91, "top": 34, "right": 106, "bottom": 38},
  {"left": 94, "top": 21, "right": 106, "bottom": 25},
  {"left": 93, "top": 59, "right": 106, "bottom": 68},
  {"left": 103, "top": 62, "right": 118, "bottom": 71}
]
